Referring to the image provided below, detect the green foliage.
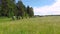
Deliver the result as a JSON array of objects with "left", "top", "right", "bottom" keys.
[
  {"left": 0, "top": 0, "right": 34, "bottom": 20},
  {"left": 0, "top": 5, "right": 1, "bottom": 16},
  {"left": 17, "top": 1, "right": 25, "bottom": 17},
  {"left": 27, "top": 6, "right": 34, "bottom": 17}
]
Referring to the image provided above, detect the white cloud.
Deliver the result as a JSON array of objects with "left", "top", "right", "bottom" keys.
[{"left": 34, "top": 0, "right": 60, "bottom": 15}]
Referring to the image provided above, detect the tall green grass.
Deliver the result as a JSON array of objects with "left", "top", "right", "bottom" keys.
[{"left": 0, "top": 16, "right": 60, "bottom": 34}]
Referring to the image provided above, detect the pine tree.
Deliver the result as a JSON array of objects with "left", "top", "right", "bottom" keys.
[
  {"left": 0, "top": 0, "right": 34, "bottom": 19},
  {"left": 16, "top": 1, "right": 26, "bottom": 19},
  {"left": 27, "top": 6, "right": 34, "bottom": 18},
  {"left": 1, "top": 0, "right": 8, "bottom": 16},
  {"left": 0, "top": 6, "right": 1, "bottom": 16},
  {"left": 29, "top": 7, "right": 34, "bottom": 17},
  {"left": 26, "top": 6, "right": 30, "bottom": 17}
]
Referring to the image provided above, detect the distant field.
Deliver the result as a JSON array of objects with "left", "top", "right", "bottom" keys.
[{"left": 0, "top": 16, "right": 60, "bottom": 34}]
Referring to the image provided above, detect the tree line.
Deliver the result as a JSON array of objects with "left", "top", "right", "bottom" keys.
[{"left": 0, "top": 0, "right": 34, "bottom": 20}]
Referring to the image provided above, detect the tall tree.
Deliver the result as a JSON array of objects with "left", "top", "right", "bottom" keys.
[
  {"left": 27, "top": 6, "right": 34, "bottom": 17},
  {"left": 1, "top": 0, "right": 16, "bottom": 17},
  {"left": 16, "top": 1, "right": 26, "bottom": 19},
  {"left": 0, "top": 0, "right": 34, "bottom": 20},
  {"left": 26, "top": 6, "right": 30, "bottom": 16},
  {"left": 29, "top": 7, "right": 34, "bottom": 17},
  {"left": 0, "top": 6, "right": 1, "bottom": 16},
  {"left": 1, "top": 0, "right": 8, "bottom": 16}
]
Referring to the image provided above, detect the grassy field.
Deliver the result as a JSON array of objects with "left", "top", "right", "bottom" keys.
[{"left": 0, "top": 16, "right": 60, "bottom": 34}]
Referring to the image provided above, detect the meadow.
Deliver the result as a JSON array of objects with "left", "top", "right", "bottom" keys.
[{"left": 0, "top": 16, "right": 60, "bottom": 34}]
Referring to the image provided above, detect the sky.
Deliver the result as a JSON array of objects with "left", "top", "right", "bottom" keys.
[{"left": 16, "top": 0, "right": 60, "bottom": 15}]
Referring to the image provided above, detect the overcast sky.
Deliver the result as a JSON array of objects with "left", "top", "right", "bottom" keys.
[{"left": 16, "top": 0, "right": 60, "bottom": 15}]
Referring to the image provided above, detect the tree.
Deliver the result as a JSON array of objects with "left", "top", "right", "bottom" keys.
[
  {"left": 1, "top": 0, "right": 17, "bottom": 20},
  {"left": 0, "top": 7, "right": 1, "bottom": 16},
  {"left": 29, "top": 7, "right": 34, "bottom": 17},
  {"left": 1, "top": 0, "right": 8, "bottom": 16},
  {"left": 16, "top": 1, "right": 26, "bottom": 19},
  {"left": 26, "top": 6, "right": 30, "bottom": 17},
  {"left": 0, "top": 0, "right": 34, "bottom": 20},
  {"left": 27, "top": 6, "right": 34, "bottom": 18}
]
